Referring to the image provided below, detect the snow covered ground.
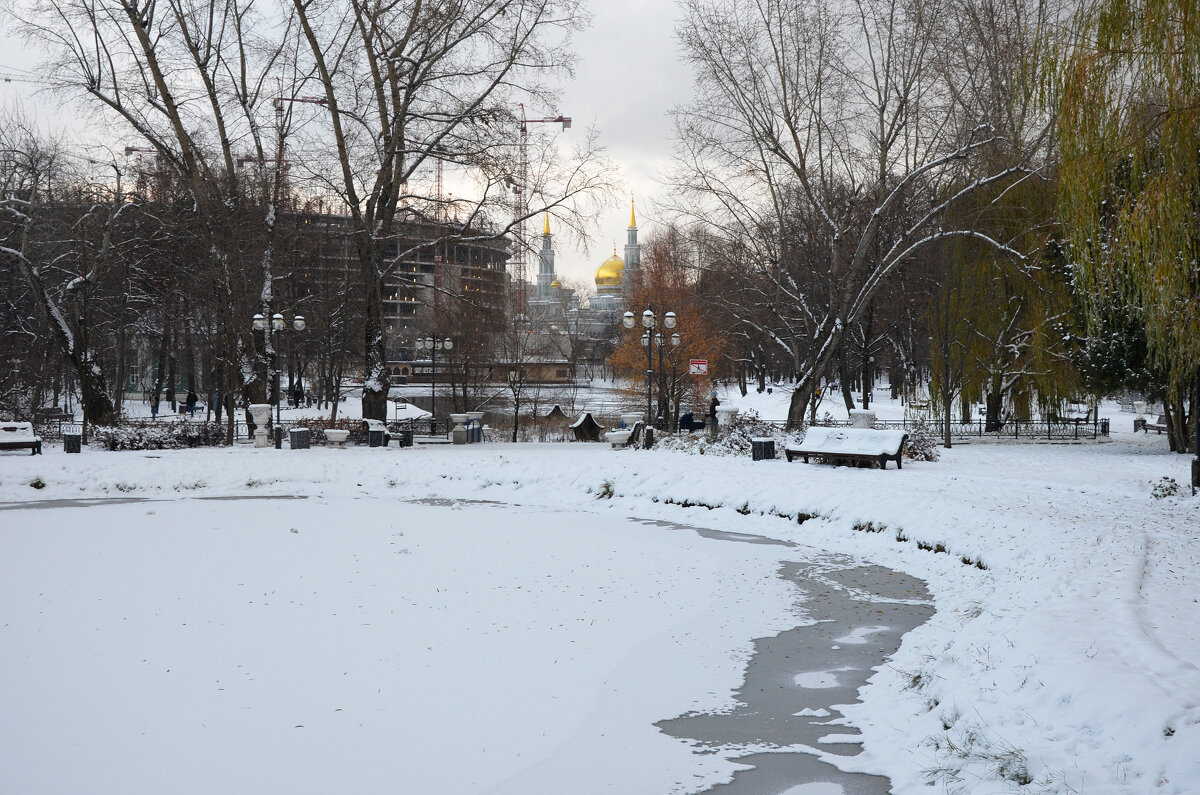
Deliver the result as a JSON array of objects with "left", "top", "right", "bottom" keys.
[{"left": 2, "top": 392, "right": 1197, "bottom": 794}]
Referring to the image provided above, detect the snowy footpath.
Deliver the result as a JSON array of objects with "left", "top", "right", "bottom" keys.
[{"left": 0, "top": 427, "right": 1197, "bottom": 794}]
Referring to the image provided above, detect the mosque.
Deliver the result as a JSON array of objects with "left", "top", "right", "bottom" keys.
[{"left": 527, "top": 202, "right": 642, "bottom": 368}]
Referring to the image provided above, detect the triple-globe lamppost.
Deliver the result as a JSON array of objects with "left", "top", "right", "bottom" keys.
[
  {"left": 415, "top": 336, "right": 453, "bottom": 427},
  {"left": 623, "top": 309, "right": 680, "bottom": 432},
  {"left": 252, "top": 312, "right": 305, "bottom": 448}
]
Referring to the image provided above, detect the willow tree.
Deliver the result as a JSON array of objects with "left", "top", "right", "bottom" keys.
[{"left": 1055, "top": 0, "right": 1200, "bottom": 452}]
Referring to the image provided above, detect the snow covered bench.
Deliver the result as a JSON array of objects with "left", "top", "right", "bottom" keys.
[
  {"left": 0, "top": 422, "right": 43, "bottom": 455},
  {"left": 784, "top": 427, "right": 907, "bottom": 470},
  {"left": 605, "top": 421, "right": 645, "bottom": 449}
]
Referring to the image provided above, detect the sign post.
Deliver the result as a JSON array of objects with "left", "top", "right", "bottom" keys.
[{"left": 689, "top": 359, "right": 708, "bottom": 421}]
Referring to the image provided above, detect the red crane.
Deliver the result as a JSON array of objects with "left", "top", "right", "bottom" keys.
[
  {"left": 511, "top": 104, "right": 570, "bottom": 314},
  {"left": 268, "top": 79, "right": 330, "bottom": 169}
]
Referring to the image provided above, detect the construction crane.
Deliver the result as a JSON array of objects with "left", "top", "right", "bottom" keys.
[
  {"left": 511, "top": 104, "right": 570, "bottom": 313},
  {"left": 268, "top": 79, "right": 330, "bottom": 167},
  {"left": 0, "top": 72, "right": 52, "bottom": 85}
]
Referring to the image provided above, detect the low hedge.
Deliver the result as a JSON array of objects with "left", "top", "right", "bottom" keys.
[{"left": 92, "top": 421, "right": 229, "bottom": 451}]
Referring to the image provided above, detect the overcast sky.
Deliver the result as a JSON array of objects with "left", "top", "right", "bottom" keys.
[
  {"left": 548, "top": 0, "right": 691, "bottom": 285},
  {"left": 0, "top": 0, "right": 691, "bottom": 286}
]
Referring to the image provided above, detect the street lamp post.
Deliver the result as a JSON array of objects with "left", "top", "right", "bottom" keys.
[
  {"left": 415, "top": 337, "right": 453, "bottom": 430},
  {"left": 623, "top": 309, "right": 679, "bottom": 442},
  {"left": 864, "top": 355, "right": 874, "bottom": 410},
  {"left": 253, "top": 312, "right": 306, "bottom": 448}
]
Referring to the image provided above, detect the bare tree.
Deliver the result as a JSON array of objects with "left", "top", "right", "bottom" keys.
[
  {"left": 668, "top": 0, "right": 1053, "bottom": 428},
  {"left": 0, "top": 117, "right": 128, "bottom": 425},
  {"left": 289, "top": 0, "right": 617, "bottom": 421},
  {"left": 19, "top": 0, "right": 303, "bottom": 437}
]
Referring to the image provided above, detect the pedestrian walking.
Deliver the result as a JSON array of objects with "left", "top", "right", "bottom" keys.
[
  {"left": 186, "top": 389, "right": 198, "bottom": 417},
  {"left": 708, "top": 393, "right": 721, "bottom": 429},
  {"left": 150, "top": 391, "right": 160, "bottom": 419}
]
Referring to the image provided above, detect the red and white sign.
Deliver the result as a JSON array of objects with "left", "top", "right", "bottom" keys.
[{"left": 689, "top": 359, "right": 708, "bottom": 375}]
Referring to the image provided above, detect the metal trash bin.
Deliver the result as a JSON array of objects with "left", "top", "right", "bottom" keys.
[
  {"left": 397, "top": 429, "right": 414, "bottom": 448},
  {"left": 751, "top": 438, "right": 776, "bottom": 461},
  {"left": 644, "top": 427, "right": 655, "bottom": 449},
  {"left": 368, "top": 429, "right": 389, "bottom": 448},
  {"left": 64, "top": 433, "right": 82, "bottom": 454},
  {"left": 289, "top": 428, "right": 310, "bottom": 450}
]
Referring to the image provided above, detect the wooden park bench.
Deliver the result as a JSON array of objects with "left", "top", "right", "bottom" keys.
[
  {"left": 1142, "top": 414, "right": 1168, "bottom": 434},
  {"left": 0, "top": 422, "right": 43, "bottom": 455},
  {"left": 784, "top": 427, "right": 907, "bottom": 469},
  {"left": 32, "top": 407, "right": 72, "bottom": 423}
]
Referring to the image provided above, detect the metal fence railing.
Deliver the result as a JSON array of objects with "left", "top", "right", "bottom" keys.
[
  {"left": 756, "top": 416, "right": 1110, "bottom": 441},
  {"left": 30, "top": 415, "right": 455, "bottom": 446},
  {"left": 30, "top": 413, "right": 1110, "bottom": 445}
]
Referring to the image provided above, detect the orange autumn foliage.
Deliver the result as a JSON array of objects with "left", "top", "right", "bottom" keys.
[{"left": 608, "top": 227, "right": 730, "bottom": 424}]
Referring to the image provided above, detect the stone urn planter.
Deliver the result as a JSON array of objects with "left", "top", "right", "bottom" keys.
[
  {"left": 324, "top": 429, "right": 350, "bottom": 448},
  {"left": 849, "top": 409, "right": 876, "bottom": 429},
  {"left": 450, "top": 413, "right": 470, "bottom": 445},
  {"left": 248, "top": 404, "right": 273, "bottom": 448}
]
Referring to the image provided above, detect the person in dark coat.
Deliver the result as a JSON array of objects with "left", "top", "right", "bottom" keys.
[
  {"left": 150, "top": 391, "right": 160, "bottom": 419},
  {"left": 186, "top": 390, "right": 198, "bottom": 417},
  {"left": 708, "top": 394, "right": 721, "bottom": 427}
]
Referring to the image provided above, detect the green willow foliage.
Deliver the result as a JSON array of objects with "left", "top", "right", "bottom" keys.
[{"left": 1055, "top": 0, "right": 1200, "bottom": 389}]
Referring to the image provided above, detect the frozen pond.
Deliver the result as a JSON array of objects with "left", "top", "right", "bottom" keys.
[{"left": 0, "top": 496, "right": 930, "bottom": 793}]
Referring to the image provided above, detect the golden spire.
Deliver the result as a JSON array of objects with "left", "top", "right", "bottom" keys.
[
  {"left": 629, "top": 199, "right": 637, "bottom": 228},
  {"left": 543, "top": 212, "right": 551, "bottom": 236}
]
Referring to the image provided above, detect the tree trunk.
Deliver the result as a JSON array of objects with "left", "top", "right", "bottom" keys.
[
  {"left": 153, "top": 334, "right": 168, "bottom": 406},
  {"left": 787, "top": 383, "right": 811, "bottom": 429},
  {"left": 861, "top": 354, "right": 871, "bottom": 410},
  {"left": 114, "top": 330, "right": 127, "bottom": 417},
  {"left": 166, "top": 351, "right": 177, "bottom": 411},
  {"left": 1192, "top": 370, "right": 1199, "bottom": 457},
  {"left": 943, "top": 395, "right": 953, "bottom": 449},
  {"left": 76, "top": 354, "right": 116, "bottom": 425},
  {"left": 985, "top": 390, "right": 1004, "bottom": 432},
  {"left": 838, "top": 347, "right": 854, "bottom": 412},
  {"left": 361, "top": 269, "right": 389, "bottom": 422}
]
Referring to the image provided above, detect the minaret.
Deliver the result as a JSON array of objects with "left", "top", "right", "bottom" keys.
[
  {"left": 536, "top": 213, "right": 556, "bottom": 300},
  {"left": 623, "top": 200, "right": 641, "bottom": 295}
]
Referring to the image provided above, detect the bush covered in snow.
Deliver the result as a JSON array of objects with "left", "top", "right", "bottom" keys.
[
  {"left": 655, "top": 409, "right": 798, "bottom": 457},
  {"left": 92, "top": 421, "right": 229, "bottom": 451},
  {"left": 903, "top": 418, "right": 940, "bottom": 461},
  {"left": 1151, "top": 477, "right": 1180, "bottom": 499}
]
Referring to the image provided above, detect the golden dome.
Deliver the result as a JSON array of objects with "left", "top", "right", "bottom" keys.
[
  {"left": 550, "top": 278, "right": 562, "bottom": 289},
  {"left": 595, "top": 253, "right": 624, "bottom": 287}
]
